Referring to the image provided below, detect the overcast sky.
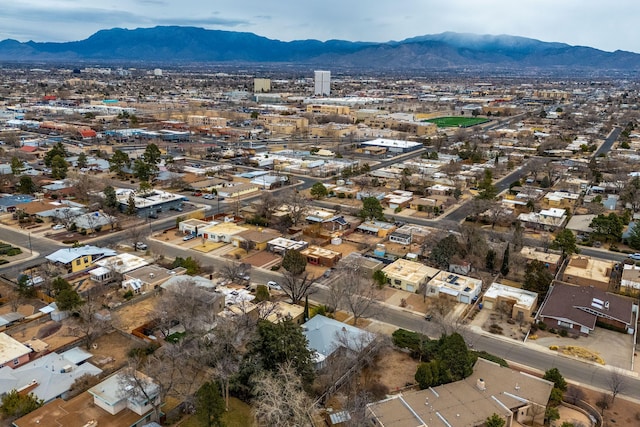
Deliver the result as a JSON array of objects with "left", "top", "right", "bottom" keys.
[{"left": 1, "top": 0, "right": 638, "bottom": 53}]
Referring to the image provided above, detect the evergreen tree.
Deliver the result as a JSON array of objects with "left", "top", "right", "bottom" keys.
[
  {"left": 551, "top": 229, "right": 578, "bottom": 257},
  {"left": 103, "top": 185, "right": 118, "bottom": 208},
  {"left": 76, "top": 152, "right": 88, "bottom": 169},
  {"left": 523, "top": 260, "right": 553, "bottom": 295},
  {"left": 310, "top": 182, "right": 328, "bottom": 199},
  {"left": 485, "top": 249, "right": 497, "bottom": 271},
  {"left": 108, "top": 149, "right": 130, "bottom": 177},
  {"left": 0, "top": 390, "right": 43, "bottom": 419},
  {"left": 195, "top": 381, "right": 225, "bottom": 427},
  {"left": 50, "top": 154, "right": 68, "bottom": 179},
  {"left": 44, "top": 142, "right": 67, "bottom": 167},
  {"left": 485, "top": 413, "right": 506, "bottom": 427},
  {"left": 430, "top": 235, "right": 459, "bottom": 269},
  {"left": 303, "top": 296, "right": 310, "bottom": 321},
  {"left": 17, "top": 176, "right": 37, "bottom": 194},
  {"left": 10, "top": 156, "right": 24, "bottom": 175},
  {"left": 282, "top": 249, "right": 307, "bottom": 275},
  {"left": 358, "top": 197, "right": 385, "bottom": 221},
  {"left": 126, "top": 192, "right": 137, "bottom": 216},
  {"left": 500, "top": 244, "right": 510, "bottom": 276}
]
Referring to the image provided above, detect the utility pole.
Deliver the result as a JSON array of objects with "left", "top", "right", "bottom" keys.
[{"left": 28, "top": 232, "right": 32, "bottom": 255}]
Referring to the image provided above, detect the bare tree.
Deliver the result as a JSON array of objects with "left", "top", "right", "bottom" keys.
[
  {"left": 608, "top": 368, "right": 627, "bottom": 403},
  {"left": 339, "top": 267, "right": 379, "bottom": 326},
  {"left": 75, "top": 299, "right": 111, "bottom": 350},
  {"left": 282, "top": 189, "right": 309, "bottom": 226},
  {"left": 218, "top": 261, "right": 248, "bottom": 284},
  {"left": 252, "top": 361, "right": 313, "bottom": 427},
  {"left": 280, "top": 270, "right": 316, "bottom": 305},
  {"left": 257, "top": 192, "right": 280, "bottom": 220},
  {"left": 565, "top": 385, "right": 586, "bottom": 405},
  {"left": 129, "top": 226, "right": 150, "bottom": 250},
  {"left": 154, "top": 279, "right": 219, "bottom": 337},
  {"left": 325, "top": 276, "right": 346, "bottom": 313}
]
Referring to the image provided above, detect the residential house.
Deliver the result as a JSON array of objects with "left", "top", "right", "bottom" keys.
[
  {"left": 382, "top": 259, "right": 439, "bottom": 293},
  {"left": 620, "top": 264, "right": 640, "bottom": 294},
  {"left": 46, "top": 245, "right": 117, "bottom": 274},
  {"left": 483, "top": 283, "right": 538, "bottom": 322},
  {"left": 0, "top": 195, "right": 34, "bottom": 213},
  {"left": 88, "top": 370, "right": 159, "bottom": 420},
  {"left": 384, "top": 190, "right": 413, "bottom": 210},
  {"left": 389, "top": 224, "right": 431, "bottom": 245},
  {"left": 300, "top": 245, "right": 342, "bottom": 267},
  {"left": 217, "top": 182, "right": 260, "bottom": 198},
  {"left": 233, "top": 229, "right": 281, "bottom": 251},
  {"left": 201, "top": 222, "right": 248, "bottom": 243},
  {"left": 160, "top": 275, "right": 225, "bottom": 316},
  {"left": 543, "top": 191, "right": 580, "bottom": 209},
  {"left": 121, "top": 265, "right": 178, "bottom": 294},
  {"left": 368, "top": 358, "right": 553, "bottom": 427},
  {"left": 267, "top": 237, "right": 309, "bottom": 254},
  {"left": 561, "top": 255, "right": 615, "bottom": 291},
  {"left": 263, "top": 301, "right": 305, "bottom": 325},
  {"left": 565, "top": 214, "right": 596, "bottom": 239},
  {"left": 0, "top": 349, "right": 101, "bottom": 403},
  {"left": 426, "top": 271, "right": 483, "bottom": 304},
  {"left": 409, "top": 196, "right": 449, "bottom": 213},
  {"left": 518, "top": 207, "right": 567, "bottom": 231},
  {"left": 520, "top": 246, "right": 562, "bottom": 273},
  {"left": 302, "top": 315, "right": 375, "bottom": 369},
  {"left": 337, "top": 253, "right": 384, "bottom": 277},
  {"left": 356, "top": 220, "right": 396, "bottom": 238},
  {"left": 538, "top": 283, "right": 634, "bottom": 335},
  {"left": 305, "top": 210, "right": 350, "bottom": 232},
  {"left": 0, "top": 333, "right": 32, "bottom": 368},
  {"left": 73, "top": 211, "right": 117, "bottom": 234},
  {"left": 178, "top": 218, "right": 216, "bottom": 236}
]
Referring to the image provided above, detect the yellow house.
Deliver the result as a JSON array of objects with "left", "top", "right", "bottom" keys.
[
  {"left": 45, "top": 246, "right": 117, "bottom": 274},
  {"left": 382, "top": 259, "right": 439, "bottom": 293}
]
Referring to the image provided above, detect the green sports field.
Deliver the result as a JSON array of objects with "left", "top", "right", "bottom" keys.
[{"left": 423, "top": 116, "right": 490, "bottom": 128}]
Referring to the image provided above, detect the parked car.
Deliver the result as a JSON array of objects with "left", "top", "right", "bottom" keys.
[
  {"left": 192, "top": 192, "right": 202, "bottom": 196},
  {"left": 628, "top": 253, "right": 640, "bottom": 261},
  {"left": 424, "top": 314, "right": 433, "bottom": 321},
  {"left": 148, "top": 212, "right": 159, "bottom": 219},
  {"left": 52, "top": 224, "right": 65, "bottom": 230},
  {"left": 203, "top": 194, "right": 215, "bottom": 199},
  {"left": 183, "top": 234, "right": 196, "bottom": 241},
  {"left": 267, "top": 281, "right": 282, "bottom": 290},
  {"left": 135, "top": 242, "right": 148, "bottom": 250}
]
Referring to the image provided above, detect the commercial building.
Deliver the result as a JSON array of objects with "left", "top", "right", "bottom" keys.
[
  {"left": 115, "top": 189, "right": 184, "bottom": 217},
  {"left": 360, "top": 138, "right": 423, "bottom": 154},
  {"left": 253, "top": 78, "right": 271, "bottom": 93},
  {"left": 314, "top": 70, "right": 331, "bottom": 96}
]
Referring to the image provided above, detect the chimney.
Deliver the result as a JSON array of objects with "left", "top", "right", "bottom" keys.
[{"left": 476, "top": 378, "right": 486, "bottom": 391}]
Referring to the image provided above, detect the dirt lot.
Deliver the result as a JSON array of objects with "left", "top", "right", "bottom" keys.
[
  {"left": 8, "top": 318, "right": 81, "bottom": 351},
  {"left": 111, "top": 294, "right": 159, "bottom": 332},
  {"left": 374, "top": 349, "right": 419, "bottom": 392},
  {"left": 88, "top": 331, "right": 138, "bottom": 372}
]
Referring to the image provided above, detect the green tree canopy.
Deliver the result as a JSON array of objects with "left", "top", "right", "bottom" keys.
[
  {"left": 44, "top": 142, "right": 67, "bottom": 167},
  {"left": 477, "top": 169, "right": 498, "bottom": 200},
  {"left": 51, "top": 277, "right": 82, "bottom": 311},
  {"left": 551, "top": 229, "right": 578, "bottom": 256},
  {"left": 172, "top": 257, "right": 201, "bottom": 275},
  {"left": 50, "top": 154, "right": 68, "bottom": 179},
  {"left": 108, "top": 149, "right": 130, "bottom": 177},
  {"left": 133, "top": 159, "right": 153, "bottom": 182},
  {"left": 17, "top": 176, "right": 37, "bottom": 194},
  {"left": 195, "top": 381, "right": 225, "bottom": 427},
  {"left": 523, "top": 260, "right": 553, "bottom": 295},
  {"left": 76, "top": 152, "right": 88, "bottom": 169},
  {"left": 430, "top": 235, "right": 460, "bottom": 269},
  {"left": 438, "top": 332, "right": 473, "bottom": 382},
  {"left": 485, "top": 413, "right": 506, "bottom": 427},
  {"left": 500, "top": 244, "right": 510, "bottom": 276},
  {"left": 358, "top": 196, "right": 385, "bottom": 221},
  {"left": 543, "top": 367, "right": 568, "bottom": 392},
  {"left": 126, "top": 192, "right": 136, "bottom": 216},
  {"left": 249, "top": 320, "right": 315, "bottom": 386},
  {"left": 103, "top": 185, "right": 118, "bottom": 209},
  {"left": 143, "top": 143, "right": 162, "bottom": 165},
  {"left": 282, "top": 249, "right": 307, "bottom": 275},
  {"left": 310, "top": 182, "right": 328, "bottom": 199},
  {"left": 627, "top": 221, "right": 640, "bottom": 250},
  {"left": 10, "top": 156, "right": 24, "bottom": 175},
  {"left": 0, "top": 390, "right": 43, "bottom": 420},
  {"left": 589, "top": 213, "right": 624, "bottom": 243}
]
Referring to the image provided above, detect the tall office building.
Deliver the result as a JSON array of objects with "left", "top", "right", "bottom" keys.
[{"left": 314, "top": 70, "right": 331, "bottom": 96}]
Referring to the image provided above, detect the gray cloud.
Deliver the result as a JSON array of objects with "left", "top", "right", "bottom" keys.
[{"left": 0, "top": 0, "right": 638, "bottom": 52}]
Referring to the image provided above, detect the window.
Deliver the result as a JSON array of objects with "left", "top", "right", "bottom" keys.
[
  {"left": 83, "top": 257, "right": 89, "bottom": 263},
  {"left": 76, "top": 260, "right": 81, "bottom": 266},
  {"left": 394, "top": 279, "right": 401, "bottom": 285},
  {"left": 13, "top": 358, "right": 19, "bottom": 366}
]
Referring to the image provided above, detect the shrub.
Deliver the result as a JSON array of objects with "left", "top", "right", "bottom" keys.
[
  {"left": 127, "top": 343, "right": 159, "bottom": 358},
  {"left": 0, "top": 259, "right": 8, "bottom": 265},
  {"left": 471, "top": 350, "right": 508, "bottom": 367},
  {"left": 270, "top": 264, "right": 281, "bottom": 271},
  {"left": 549, "top": 345, "right": 559, "bottom": 351},
  {"left": 549, "top": 328, "right": 557, "bottom": 334},
  {"left": 123, "top": 290, "right": 134, "bottom": 300},
  {"left": 559, "top": 329, "right": 568, "bottom": 337},
  {"left": 6, "top": 248, "right": 21, "bottom": 256},
  {"left": 537, "top": 321, "right": 547, "bottom": 331}
]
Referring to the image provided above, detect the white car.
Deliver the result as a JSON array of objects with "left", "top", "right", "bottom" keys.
[
  {"left": 52, "top": 224, "right": 65, "bottom": 230},
  {"left": 183, "top": 234, "right": 196, "bottom": 241},
  {"left": 628, "top": 253, "right": 640, "bottom": 261},
  {"left": 267, "top": 281, "right": 282, "bottom": 290},
  {"left": 135, "top": 242, "right": 148, "bottom": 250}
]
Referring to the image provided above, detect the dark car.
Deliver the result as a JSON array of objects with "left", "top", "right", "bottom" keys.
[
  {"left": 424, "top": 314, "right": 432, "bottom": 321},
  {"left": 148, "top": 212, "right": 159, "bottom": 219}
]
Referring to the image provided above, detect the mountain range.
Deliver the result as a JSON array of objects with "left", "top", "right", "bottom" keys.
[{"left": 1, "top": 26, "right": 639, "bottom": 72}]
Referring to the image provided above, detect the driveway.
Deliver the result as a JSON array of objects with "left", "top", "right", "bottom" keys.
[{"left": 532, "top": 327, "right": 634, "bottom": 370}]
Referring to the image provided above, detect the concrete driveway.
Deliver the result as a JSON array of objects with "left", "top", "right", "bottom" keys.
[{"left": 532, "top": 327, "right": 634, "bottom": 370}]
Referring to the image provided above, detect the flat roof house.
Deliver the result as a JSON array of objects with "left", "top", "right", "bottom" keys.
[
  {"left": 0, "top": 332, "right": 32, "bottom": 369},
  {"left": 561, "top": 255, "right": 615, "bottom": 291},
  {"left": 300, "top": 245, "right": 342, "bottom": 267},
  {"left": 483, "top": 283, "right": 538, "bottom": 322},
  {"left": 426, "top": 271, "right": 482, "bottom": 304},
  {"left": 382, "top": 259, "right": 439, "bottom": 293}
]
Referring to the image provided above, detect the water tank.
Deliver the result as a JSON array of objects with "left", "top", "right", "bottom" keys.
[{"left": 331, "top": 237, "right": 342, "bottom": 245}]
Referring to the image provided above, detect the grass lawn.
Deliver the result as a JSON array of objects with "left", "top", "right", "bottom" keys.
[
  {"left": 424, "top": 116, "right": 490, "bottom": 128},
  {"left": 178, "top": 397, "right": 255, "bottom": 427}
]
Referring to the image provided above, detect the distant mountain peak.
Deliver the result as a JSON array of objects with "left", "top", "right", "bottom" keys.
[{"left": 0, "top": 26, "right": 637, "bottom": 73}]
